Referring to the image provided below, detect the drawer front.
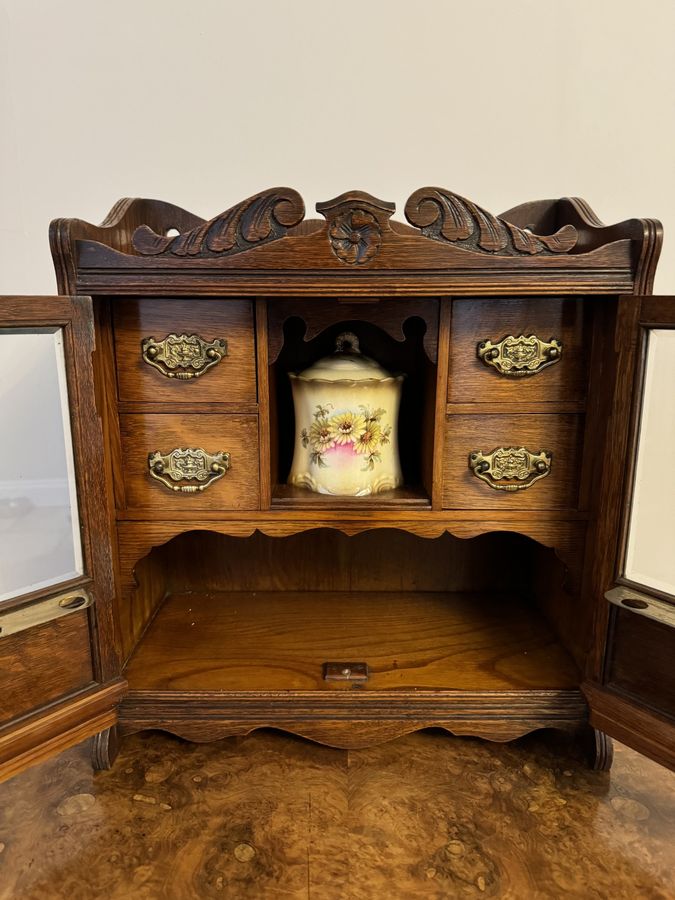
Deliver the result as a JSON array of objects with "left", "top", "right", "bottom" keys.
[
  {"left": 442, "top": 414, "right": 584, "bottom": 509},
  {"left": 119, "top": 414, "right": 260, "bottom": 511},
  {"left": 114, "top": 299, "right": 257, "bottom": 405},
  {"left": 0, "top": 611, "right": 93, "bottom": 726},
  {"left": 448, "top": 298, "right": 590, "bottom": 405}
]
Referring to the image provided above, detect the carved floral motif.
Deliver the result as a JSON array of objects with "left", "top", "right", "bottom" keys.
[
  {"left": 328, "top": 209, "right": 382, "bottom": 265},
  {"left": 405, "top": 188, "right": 578, "bottom": 256}
]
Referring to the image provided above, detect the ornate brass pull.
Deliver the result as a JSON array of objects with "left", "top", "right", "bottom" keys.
[
  {"left": 148, "top": 448, "right": 230, "bottom": 492},
  {"left": 469, "top": 447, "right": 552, "bottom": 491},
  {"left": 477, "top": 334, "right": 562, "bottom": 376},
  {"left": 141, "top": 333, "right": 228, "bottom": 379}
]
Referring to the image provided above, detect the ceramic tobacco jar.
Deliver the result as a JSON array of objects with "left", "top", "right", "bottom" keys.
[{"left": 288, "top": 333, "right": 404, "bottom": 496}]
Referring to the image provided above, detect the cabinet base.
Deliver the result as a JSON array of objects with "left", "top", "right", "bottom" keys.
[{"left": 117, "top": 688, "right": 589, "bottom": 752}]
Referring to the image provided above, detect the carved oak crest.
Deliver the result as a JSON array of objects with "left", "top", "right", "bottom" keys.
[
  {"left": 405, "top": 188, "right": 578, "bottom": 256},
  {"left": 132, "top": 187, "right": 305, "bottom": 257},
  {"left": 316, "top": 192, "right": 395, "bottom": 266}
]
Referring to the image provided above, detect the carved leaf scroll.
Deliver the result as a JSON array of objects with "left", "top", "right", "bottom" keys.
[
  {"left": 405, "top": 188, "right": 578, "bottom": 256},
  {"left": 132, "top": 188, "right": 305, "bottom": 257}
]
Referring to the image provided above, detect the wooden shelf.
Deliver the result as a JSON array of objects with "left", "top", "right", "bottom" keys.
[
  {"left": 271, "top": 485, "right": 431, "bottom": 510},
  {"left": 124, "top": 590, "right": 579, "bottom": 693}
]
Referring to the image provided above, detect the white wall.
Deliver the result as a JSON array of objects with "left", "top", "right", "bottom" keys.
[{"left": 1, "top": 0, "right": 674, "bottom": 294}]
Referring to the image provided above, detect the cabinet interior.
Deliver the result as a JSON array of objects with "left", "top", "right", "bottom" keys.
[
  {"left": 269, "top": 305, "right": 437, "bottom": 505},
  {"left": 124, "top": 529, "right": 579, "bottom": 694}
]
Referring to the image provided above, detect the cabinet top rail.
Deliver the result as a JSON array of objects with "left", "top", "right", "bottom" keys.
[{"left": 50, "top": 188, "right": 662, "bottom": 297}]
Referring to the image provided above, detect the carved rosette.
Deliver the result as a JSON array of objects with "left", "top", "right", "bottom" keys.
[
  {"left": 132, "top": 188, "right": 305, "bottom": 257},
  {"left": 317, "top": 192, "right": 395, "bottom": 267},
  {"left": 328, "top": 209, "right": 382, "bottom": 265},
  {"left": 405, "top": 188, "right": 578, "bottom": 256}
]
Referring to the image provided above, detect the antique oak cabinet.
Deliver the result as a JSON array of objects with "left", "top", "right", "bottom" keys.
[{"left": 1, "top": 187, "right": 674, "bottom": 781}]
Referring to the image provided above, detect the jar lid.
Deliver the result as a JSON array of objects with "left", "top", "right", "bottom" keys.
[{"left": 294, "top": 332, "right": 394, "bottom": 382}]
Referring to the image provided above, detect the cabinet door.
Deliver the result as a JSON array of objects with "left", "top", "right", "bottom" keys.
[
  {"left": 0, "top": 296, "right": 124, "bottom": 782},
  {"left": 584, "top": 297, "right": 675, "bottom": 769}
]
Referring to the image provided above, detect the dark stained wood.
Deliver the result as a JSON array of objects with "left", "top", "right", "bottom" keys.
[
  {"left": 584, "top": 682, "right": 675, "bottom": 772},
  {"left": 271, "top": 484, "right": 430, "bottom": 508},
  {"left": 27, "top": 190, "right": 667, "bottom": 775},
  {"left": 267, "top": 297, "right": 440, "bottom": 364},
  {"left": 0, "top": 613, "right": 93, "bottom": 725},
  {"left": 254, "top": 298, "right": 272, "bottom": 509},
  {"left": 113, "top": 298, "right": 257, "bottom": 405},
  {"left": 158, "top": 530, "right": 560, "bottom": 595},
  {"left": 0, "top": 680, "right": 126, "bottom": 783},
  {"left": 0, "top": 296, "right": 122, "bottom": 781},
  {"left": 52, "top": 190, "right": 659, "bottom": 298},
  {"left": 447, "top": 297, "right": 591, "bottom": 405},
  {"left": 442, "top": 413, "right": 584, "bottom": 510},
  {"left": 605, "top": 609, "right": 675, "bottom": 717},
  {"left": 118, "top": 413, "right": 260, "bottom": 512},
  {"left": 117, "top": 544, "right": 169, "bottom": 665},
  {"left": 91, "top": 725, "right": 119, "bottom": 771}
]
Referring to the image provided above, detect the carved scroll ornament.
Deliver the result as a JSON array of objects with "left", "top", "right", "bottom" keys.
[
  {"left": 405, "top": 188, "right": 578, "bottom": 256},
  {"left": 132, "top": 188, "right": 305, "bottom": 257}
]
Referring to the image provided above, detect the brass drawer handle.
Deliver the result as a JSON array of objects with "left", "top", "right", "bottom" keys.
[
  {"left": 477, "top": 334, "right": 562, "bottom": 376},
  {"left": 148, "top": 448, "right": 230, "bottom": 492},
  {"left": 469, "top": 447, "right": 552, "bottom": 491},
  {"left": 141, "top": 333, "right": 228, "bottom": 379}
]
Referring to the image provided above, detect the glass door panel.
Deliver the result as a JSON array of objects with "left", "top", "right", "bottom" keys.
[
  {"left": 0, "top": 327, "right": 83, "bottom": 602},
  {"left": 624, "top": 328, "right": 675, "bottom": 596}
]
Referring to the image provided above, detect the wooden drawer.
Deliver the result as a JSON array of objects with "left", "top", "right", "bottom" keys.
[
  {"left": 442, "top": 414, "right": 584, "bottom": 509},
  {"left": 447, "top": 298, "right": 590, "bottom": 405},
  {"left": 119, "top": 414, "right": 260, "bottom": 511},
  {"left": 114, "top": 299, "right": 257, "bottom": 405},
  {"left": 0, "top": 611, "right": 93, "bottom": 726}
]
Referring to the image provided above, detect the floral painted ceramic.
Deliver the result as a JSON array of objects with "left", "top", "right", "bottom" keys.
[{"left": 288, "top": 333, "right": 404, "bottom": 496}]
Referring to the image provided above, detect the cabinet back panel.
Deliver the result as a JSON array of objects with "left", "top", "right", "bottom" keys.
[{"left": 155, "top": 529, "right": 561, "bottom": 595}]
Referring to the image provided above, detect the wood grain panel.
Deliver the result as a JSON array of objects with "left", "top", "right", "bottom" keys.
[
  {"left": 113, "top": 298, "right": 256, "bottom": 405},
  {"left": 0, "top": 613, "right": 93, "bottom": 725},
  {"left": 160, "top": 529, "right": 559, "bottom": 596},
  {"left": 123, "top": 590, "right": 580, "bottom": 693},
  {"left": 448, "top": 297, "right": 591, "bottom": 405},
  {"left": 119, "top": 414, "right": 259, "bottom": 512},
  {"left": 606, "top": 609, "right": 675, "bottom": 717},
  {"left": 443, "top": 413, "right": 584, "bottom": 510}
]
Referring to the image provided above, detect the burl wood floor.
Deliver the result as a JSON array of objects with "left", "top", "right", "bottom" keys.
[{"left": 0, "top": 731, "right": 674, "bottom": 899}]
